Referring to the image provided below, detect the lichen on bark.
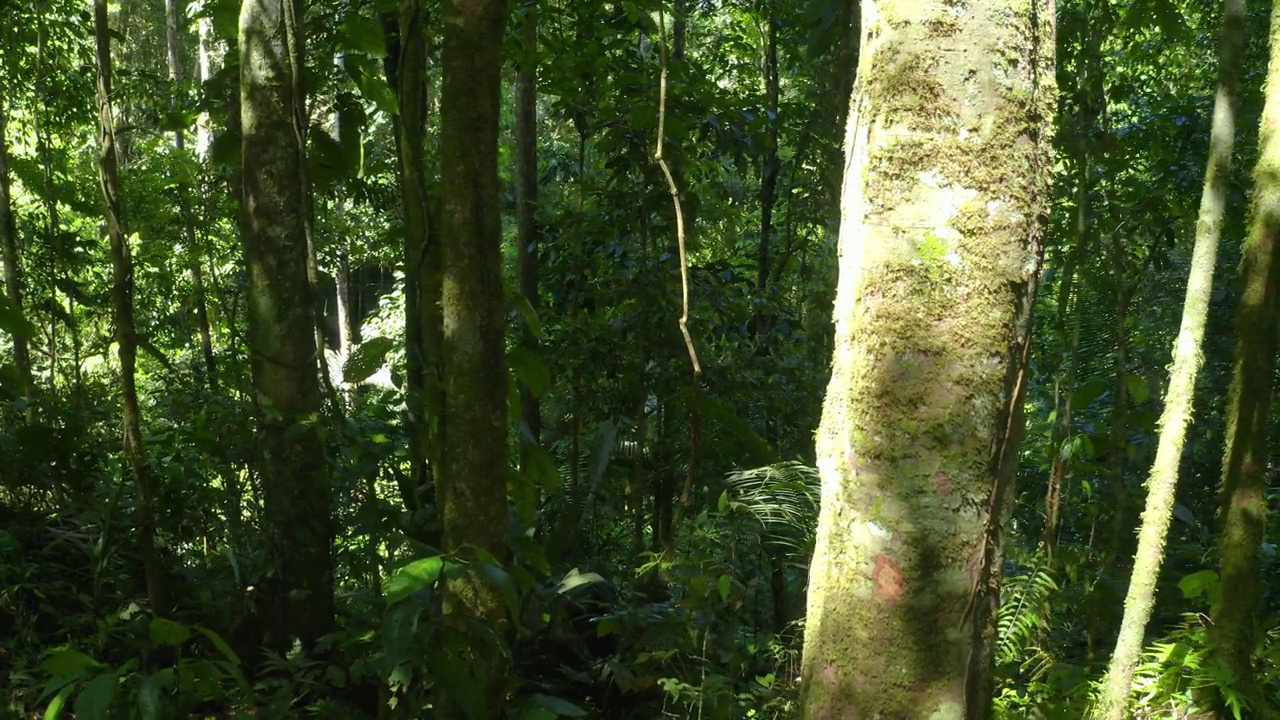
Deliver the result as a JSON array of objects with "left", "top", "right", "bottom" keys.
[{"left": 799, "top": 1, "right": 1055, "bottom": 718}]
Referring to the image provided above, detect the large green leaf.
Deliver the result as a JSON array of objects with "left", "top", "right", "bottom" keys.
[
  {"left": 508, "top": 347, "right": 550, "bottom": 398},
  {"left": 339, "top": 14, "right": 387, "bottom": 57},
  {"left": 525, "top": 694, "right": 588, "bottom": 718},
  {"left": 72, "top": 672, "right": 116, "bottom": 720},
  {"left": 41, "top": 650, "right": 101, "bottom": 678},
  {"left": 149, "top": 617, "right": 191, "bottom": 647},
  {"left": 0, "top": 293, "right": 36, "bottom": 341},
  {"left": 386, "top": 555, "right": 446, "bottom": 604},
  {"left": 344, "top": 336, "right": 395, "bottom": 384}
]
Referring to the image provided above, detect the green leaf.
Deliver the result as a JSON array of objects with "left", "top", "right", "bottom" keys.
[
  {"left": 43, "top": 683, "right": 74, "bottom": 720},
  {"left": 193, "top": 626, "right": 251, "bottom": 696},
  {"left": 508, "top": 347, "right": 550, "bottom": 398},
  {"left": 386, "top": 556, "right": 446, "bottom": 604},
  {"left": 41, "top": 650, "right": 101, "bottom": 678},
  {"left": 137, "top": 668, "right": 174, "bottom": 720},
  {"left": 555, "top": 568, "right": 608, "bottom": 595},
  {"left": 512, "top": 293, "right": 546, "bottom": 343},
  {"left": 344, "top": 336, "right": 395, "bottom": 384},
  {"left": 0, "top": 293, "right": 37, "bottom": 341},
  {"left": 526, "top": 693, "right": 588, "bottom": 717},
  {"left": 72, "top": 672, "right": 116, "bottom": 720},
  {"left": 149, "top": 617, "right": 191, "bottom": 647},
  {"left": 1178, "top": 569, "right": 1219, "bottom": 600},
  {"left": 522, "top": 441, "right": 558, "bottom": 494},
  {"left": 1125, "top": 374, "right": 1150, "bottom": 404},
  {"left": 344, "top": 55, "right": 398, "bottom": 116},
  {"left": 339, "top": 14, "right": 387, "bottom": 57},
  {"left": 1071, "top": 379, "right": 1109, "bottom": 410},
  {"left": 717, "top": 574, "right": 731, "bottom": 603},
  {"left": 476, "top": 560, "right": 521, "bottom": 621}
]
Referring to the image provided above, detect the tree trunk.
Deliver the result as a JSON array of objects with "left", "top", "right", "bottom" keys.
[
  {"left": 1094, "top": 1, "right": 1245, "bottom": 716},
  {"left": 0, "top": 81, "right": 33, "bottom": 410},
  {"left": 798, "top": 1, "right": 1055, "bottom": 717},
  {"left": 757, "top": 3, "right": 778, "bottom": 293},
  {"left": 384, "top": 0, "right": 439, "bottom": 513},
  {"left": 1205, "top": 2, "right": 1280, "bottom": 712},
  {"left": 165, "top": 0, "right": 218, "bottom": 389},
  {"left": 239, "top": 0, "right": 334, "bottom": 651},
  {"left": 515, "top": 0, "right": 540, "bottom": 449},
  {"left": 94, "top": 0, "right": 166, "bottom": 618},
  {"left": 439, "top": 0, "right": 511, "bottom": 712}
]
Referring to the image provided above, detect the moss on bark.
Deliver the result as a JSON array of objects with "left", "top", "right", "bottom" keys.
[{"left": 799, "top": 1, "right": 1055, "bottom": 718}]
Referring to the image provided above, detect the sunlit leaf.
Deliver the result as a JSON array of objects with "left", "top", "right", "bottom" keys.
[
  {"left": 386, "top": 556, "right": 446, "bottom": 604},
  {"left": 344, "top": 336, "right": 395, "bottom": 384}
]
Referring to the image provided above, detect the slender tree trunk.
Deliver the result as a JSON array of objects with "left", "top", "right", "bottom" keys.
[
  {"left": 384, "top": 0, "right": 439, "bottom": 512},
  {"left": 1094, "top": 1, "right": 1245, "bottom": 716},
  {"left": 798, "top": 1, "right": 1055, "bottom": 717},
  {"left": 757, "top": 3, "right": 778, "bottom": 293},
  {"left": 0, "top": 83, "right": 33, "bottom": 410},
  {"left": 239, "top": 0, "right": 334, "bottom": 651},
  {"left": 196, "top": 17, "right": 213, "bottom": 158},
  {"left": 94, "top": 0, "right": 166, "bottom": 617},
  {"left": 34, "top": 16, "right": 62, "bottom": 396},
  {"left": 439, "top": 0, "right": 511, "bottom": 712},
  {"left": 515, "top": 0, "right": 540, "bottom": 449},
  {"left": 1206, "top": 3, "right": 1280, "bottom": 712},
  {"left": 166, "top": 0, "right": 218, "bottom": 389}
]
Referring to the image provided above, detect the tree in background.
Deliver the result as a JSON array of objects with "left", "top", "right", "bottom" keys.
[
  {"left": 94, "top": 0, "right": 166, "bottom": 618},
  {"left": 799, "top": 0, "right": 1055, "bottom": 716},
  {"left": 1095, "top": 0, "right": 1246, "bottom": 715},
  {"left": 1206, "top": 0, "right": 1280, "bottom": 712}
]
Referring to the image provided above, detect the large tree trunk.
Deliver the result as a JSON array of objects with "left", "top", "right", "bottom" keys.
[
  {"left": 1205, "top": 1, "right": 1280, "bottom": 712},
  {"left": 93, "top": 0, "right": 166, "bottom": 617},
  {"left": 1094, "top": 2, "right": 1245, "bottom": 717},
  {"left": 798, "top": 1, "right": 1055, "bottom": 717},
  {"left": 439, "top": 0, "right": 511, "bottom": 712},
  {"left": 239, "top": 0, "right": 334, "bottom": 651}
]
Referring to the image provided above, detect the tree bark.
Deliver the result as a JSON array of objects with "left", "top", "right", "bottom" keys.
[
  {"left": 798, "top": 1, "right": 1055, "bottom": 717},
  {"left": 0, "top": 80, "right": 33, "bottom": 410},
  {"left": 439, "top": 0, "right": 511, "bottom": 711},
  {"left": 384, "top": 0, "right": 439, "bottom": 513},
  {"left": 515, "top": 0, "right": 540, "bottom": 448},
  {"left": 1205, "top": 1, "right": 1280, "bottom": 712},
  {"left": 239, "top": 0, "right": 334, "bottom": 651},
  {"left": 166, "top": 0, "right": 218, "bottom": 389},
  {"left": 94, "top": 0, "right": 166, "bottom": 617},
  {"left": 1094, "top": 1, "right": 1245, "bottom": 716}
]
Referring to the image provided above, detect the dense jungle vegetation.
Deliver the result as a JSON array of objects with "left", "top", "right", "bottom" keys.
[{"left": 3, "top": 0, "right": 1280, "bottom": 717}]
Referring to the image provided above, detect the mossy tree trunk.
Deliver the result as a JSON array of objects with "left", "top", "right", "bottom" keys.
[
  {"left": 1094, "top": 2, "right": 1245, "bottom": 717},
  {"left": 439, "top": 0, "right": 511, "bottom": 712},
  {"left": 1206, "top": 2, "right": 1280, "bottom": 712},
  {"left": 239, "top": 0, "right": 334, "bottom": 650},
  {"left": 798, "top": 2, "right": 1055, "bottom": 718},
  {"left": 94, "top": 0, "right": 167, "bottom": 617}
]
